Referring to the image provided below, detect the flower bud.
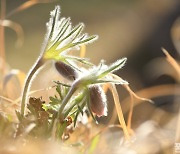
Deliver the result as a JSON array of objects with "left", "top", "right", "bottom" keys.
[
  {"left": 55, "top": 61, "right": 78, "bottom": 81},
  {"left": 89, "top": 85, "right": 107, "bottom": 117}
]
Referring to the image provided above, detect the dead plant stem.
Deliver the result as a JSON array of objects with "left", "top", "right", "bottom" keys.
[{"left": 109, "top": 84, "right": 130, "bottom": 140}]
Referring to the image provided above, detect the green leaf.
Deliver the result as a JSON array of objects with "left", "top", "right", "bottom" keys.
[
  {"left": 49, "top": 96, "right": 61, "bottom": 105},
  {"left": 93, "top": 79, "right": 128, "bottom": 85},
  {"left": 56, "top": 85, "right": 63, "bottom": 99},
  {"left": 44, "top": 6, "right": 98, "bottom": 60},
  {"left": 15, "top": 110, "right": 23, "bottom": 121},
  {"left": 54, "top": 81, "right": 71, "bottom": 87},
  {"left": 49, "top": 18, "right": 71, "bottom": 51},
  {"left": 42, "top": 104, "right": 49, "bottom": 111},
  {"left": 73, "top": 111, "right": 80, "bottom": 128},
  {"left": 60, "top": 23, "right": 84, "bottom": 43},
  {"left": 48, "top": 6, "right": 59, "bottom": 40},
  {"left": 64, "top": 55, "right": 93, "bottom": 66},
  {"left": 56, "top": 122, "right": 67, "bottom": 139},
  {"left": 64, "top": 91, "right": 85, "bottom": 118},
  {"left": 72, "top": 35, "right": 97, "bottom": 46},
  {"left": 77, "top": 105, "right": 83, "bottom": 116},
  {"left": 97, "top": 58, "right": 127, "bottom": 79}
]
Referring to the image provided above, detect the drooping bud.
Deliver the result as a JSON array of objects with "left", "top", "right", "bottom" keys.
[
  {"left": 55, "top": 61, "right": 78, "bottom": 81},
  {"left": 89, "top": 85, "right": 107, "bottom": 117}
]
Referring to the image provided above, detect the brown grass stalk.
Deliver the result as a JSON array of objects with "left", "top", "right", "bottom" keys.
[
  {"left": 108, "top": 74, "right": 152, "bottom": 131},
  {"left": 122, "top": 84, "right": 180, "bottom": 114},
  {"left": 162, "top": 49, "right": 180, "bottom": 143},
  {"left": 127, "top": 92, "right": 134, "bottom": 131},
  {"left": 108, "top": 83, "right": 130, "bottom": 140},
  {"left": 6, "top": 0, "right": 57, "bottom": 18},
  {"left": 80, "top": 45, "right": 86, "bottom": 58},
  {"left": 162, "top": 48, "right": 180, "bottom": 79}
]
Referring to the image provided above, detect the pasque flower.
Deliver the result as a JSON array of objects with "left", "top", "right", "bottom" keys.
[
  {"left": 43, "top": 5, "right": 98, "bottom": 61},
  {"left": 20, "top": 5, "right": 128, "bottom": 127},
  {"left": 56, "top": 58, "right": 128, "bottom": 119},
  {"left": 20, "top": 5, "right": 97, "bottom": 116}
]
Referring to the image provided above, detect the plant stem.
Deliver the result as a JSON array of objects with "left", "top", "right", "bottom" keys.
[
  {"left": 64, "top": 91, "right": 85, "bottom": 118},
  {"left": 20, "top": 15, "right": 51, "bottom": 116},
  {"left": 56, "top": 121, "right": 67, "bottom": 139},
  {"left": 58, "top": 80, "right": 80, "bottom": 121},
  {"left": 0, "top": 0, "right": 6, "bottom": 73},
  {"left": 21, "top": 58, "right": 43, "bottom": 116}
]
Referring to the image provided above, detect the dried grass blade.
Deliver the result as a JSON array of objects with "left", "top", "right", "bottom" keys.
[
  {"left": 122, "top": 84, "right": 180, "bottom": 114},
  {"left": 109, "top": 83, "right": 130, "bottom": 140},
  {"left": 3, "top": 69, "right": 25, "bottom": 90},
  {"left": 127, "top": 92, "right": 134, "bottom": 131},
  {"left": 6, "top": 1, "right": 37, "bottom": 18},
  {"left": 111, "top": 74, "right": 153, "bottom": 103},
  {"left": 162, "top": 48, "right": 180, "bottom": 79},
  {"left": 0, "top": 20, "right": 24, "bottom": 47}
]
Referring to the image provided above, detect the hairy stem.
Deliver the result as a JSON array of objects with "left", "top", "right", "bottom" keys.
[
  {"left": 21, "top": 58, "right": 44, "bottom": 116},
  {"left": 20, "top": 13, "right": 51, "bottom": 116},
  {"left": 64, "top": 91, "right": 85, "bottom": 118},
  {"left": 58, "top": 80, "right": 80, "bottom": 121}
]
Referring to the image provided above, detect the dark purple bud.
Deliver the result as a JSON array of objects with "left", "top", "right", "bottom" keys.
[
  {"left": 55, "top": 61, "right": 78, "bottom": 81},
  {"left": 89, "top": 85, "right": 107, "bottom": 117}
]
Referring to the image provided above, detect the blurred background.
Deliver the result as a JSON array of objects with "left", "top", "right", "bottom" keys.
[
  {"left": 5, "top": 0, "right": 180, "bottom": 104},
  {"left": 1, "top": 0, "right": 180, "bottom": 153},
  {"left": 4, "top": 0, "right": 179, "bottom": 81}
]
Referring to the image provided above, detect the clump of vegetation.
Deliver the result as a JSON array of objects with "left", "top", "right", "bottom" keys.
[
  {"left": 0, "top": 5, "right": 133, "bottom": 141},
  {"left": 16, "top": 5, "right": 130, "bottom": 140}
]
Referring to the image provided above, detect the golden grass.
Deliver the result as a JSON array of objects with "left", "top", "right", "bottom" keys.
[
  {"left": 108, "top": 84, "right": 130, "bottom": 140},
  {"left": 0, "top": 20, "right": 24, "bottom": 47},
  {"left": 122, "top": 84, "right": 179, "bottom": 113},
  {"left": 162, "top": 48, "right": 180, "bottom": 79},
  {"left": 80, "top": 45, "right": 86, "bottom": 58},
  {"left": 162, "top": 48, "right": 180, "bottom": 143},
  {"left": 6, "top": 0, "right": 57, "bottom": 18}
]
